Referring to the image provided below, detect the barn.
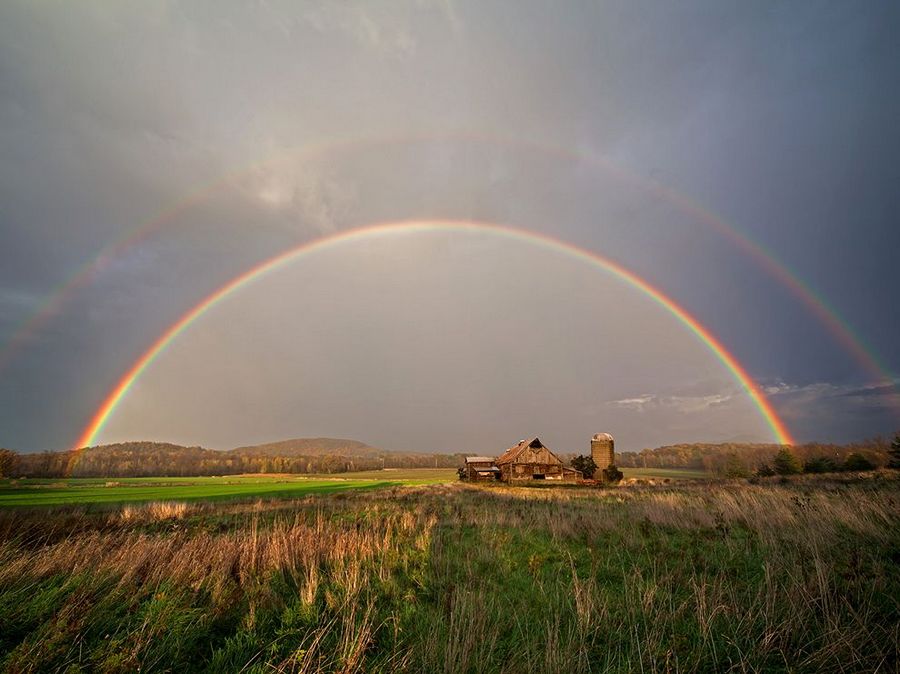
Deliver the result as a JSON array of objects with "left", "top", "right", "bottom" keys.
[{"left": 495, "top": 437, "right": 581, "bottom": 483}]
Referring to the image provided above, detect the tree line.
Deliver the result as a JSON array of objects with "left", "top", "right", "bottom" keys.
[
  {"left": 2, "top": 434, "right": 898, "bottom": 479},
  {"left": 0, "top": 442, "right": 467, "bottom": 478},
  {"left": 616, "top": 436, "right": 895, "bottom": 475}
]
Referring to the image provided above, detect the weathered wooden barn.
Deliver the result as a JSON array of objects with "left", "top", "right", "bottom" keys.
[
  {"left": 495, "top": 437, "right": 581, "bottom": 483},
  {"left": 463, "top": 456, "right": 501, "bottom": 481}
]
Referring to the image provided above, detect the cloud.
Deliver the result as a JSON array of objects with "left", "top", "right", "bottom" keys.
[
  {"left": 763, "top": 380, "right": 900, "bottom": 442},
  {"left": 769, "top": 380, "right": 900, "bottom": 412},
  {"left": 608, "top": 392, "right": 734, "bottom": 413},
  {"left": 239, "top": 159, "right": 358, "bottom": 235}
]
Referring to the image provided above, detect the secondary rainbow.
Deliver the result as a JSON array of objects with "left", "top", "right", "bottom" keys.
[
  {"left": 2, "top": 134, "right": 893, "bottom": 401},
  {"left": 73, "top": 219, "right": 795, "bottom": 450}
]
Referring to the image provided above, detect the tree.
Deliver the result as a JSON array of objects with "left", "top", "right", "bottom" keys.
[
  {"left": 722, "top": 454, "right": 750, "bottom": 479},
  {"left": 889, "top": 432, "right": 900, "bottom": 469},
  {"left": 570, "top": 454, "right": 598, "bottom": 479},
  {"left": 842, "top": 453, "right": 875, "bottom": 472},
  {"left": 0, "top": 449, "right": 20, "bottom": 478},
  {"left": 772, "top": 448, "right": 803, "bottom": 475}
]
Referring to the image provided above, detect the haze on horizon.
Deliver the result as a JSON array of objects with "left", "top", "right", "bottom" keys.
[{"left": 0, "top": 1, "right": 898, "bottom": 453}]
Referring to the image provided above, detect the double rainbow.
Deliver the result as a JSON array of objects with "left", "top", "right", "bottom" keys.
[{"left": 2, "top": 133, "right": 894, "bottom": 396}]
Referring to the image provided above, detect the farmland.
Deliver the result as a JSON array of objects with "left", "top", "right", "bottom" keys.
[
  {"left": 0, "top": 469, "right": 458, "bottom": 508},
  {"left": 620, "top": 467, "right": 709, "bottom": 480},
  {"left": 0, "top": 473, "right": 897, "bottom": 672}
]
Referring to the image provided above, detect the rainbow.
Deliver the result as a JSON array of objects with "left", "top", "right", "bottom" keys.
[
  {"left": 3, "top": 134, "right": 892, "bottom": 401},
  {"left": 73, "top": 219, "right": 795, "bottom": 450}
]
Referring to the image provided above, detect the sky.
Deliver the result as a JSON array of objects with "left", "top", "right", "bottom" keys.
[{"left": 0, "top": 1, "right": 898, "bottom": 454}]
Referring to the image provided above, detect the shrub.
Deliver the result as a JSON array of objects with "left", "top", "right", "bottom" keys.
[
  {"left": 773, "top": 449, "right": 803, "bottom": 475},
  {"left": 803, "top": 456, "right": 839, "bottom": 474},
  {"left": 755, "top": 463, "right": 776, "bottom": 477},
  {"left": 842, "top": 453, "right": 876, "bottom": 472},
  {"left": 601, "top": 464, "right": 623, "bottom": 483}
]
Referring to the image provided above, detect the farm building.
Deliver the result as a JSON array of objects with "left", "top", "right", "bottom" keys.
[
  {"left": 590, "top": 432, "right": 615, "bottom": 478},
  {"left": 495, "top": 437, "right": 581, "bottom": 483},
  {"left": 462, "top": 456, "right": 501, "bottom": 481}
]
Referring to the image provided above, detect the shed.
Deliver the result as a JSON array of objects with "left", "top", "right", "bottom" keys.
[{"left": 463, "top": 456, "right": 500, "bottom": 481}]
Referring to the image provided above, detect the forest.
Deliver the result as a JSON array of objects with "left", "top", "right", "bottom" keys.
[
  {"left": 616, "top": 437, "right": 892, "bottom": 474},
  {"left": 0, "top": 440, "right": 465, "bottom": 479}
]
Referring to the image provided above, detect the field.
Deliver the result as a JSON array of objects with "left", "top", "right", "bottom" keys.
[
  {"left": 0, "top": 473, "right": 897, "bottom": 672},
  {"left": 620, "top": 467, "right": 709, "bottom": 480},
  {"left": 0, "top": 469, "right": 458, "bottom": 507}
]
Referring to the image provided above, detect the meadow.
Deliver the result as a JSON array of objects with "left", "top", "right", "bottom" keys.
[
  {"left": 0, "top": 469, "right": 457, "bottom": 508},
  {"left": 0, "top": 473, "right": 897, "bottom": 672}
]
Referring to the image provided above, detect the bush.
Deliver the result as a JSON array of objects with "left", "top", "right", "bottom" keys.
[
  {"left": 842, "top": 453, "right": 876, "bottom": 472},
  {"left": 755, "top": 463, "right": 776, "bottom": 477},
  {"left": 773, "top": 448, "right": 803, "bottom": 475},
  {"left": 803, "top": 456, "right": 839, "bottom": 474},
  {"left": 601, "top": 464, "right": 623, "bottom": 483}
]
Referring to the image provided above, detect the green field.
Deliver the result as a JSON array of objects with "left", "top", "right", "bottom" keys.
[
  {"left": 0, "top": 468, "right": 711, "bottom": 507},
  {"left": 0, "top": 469, "right": 458, "bottom": 507}
]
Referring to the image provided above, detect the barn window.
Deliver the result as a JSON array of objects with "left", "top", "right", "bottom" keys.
[{"left": 533, "top": 473, "right": 545, "bottom": 480}]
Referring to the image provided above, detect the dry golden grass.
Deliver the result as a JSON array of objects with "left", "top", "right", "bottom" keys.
[{"left": 0, "top": 476, "right": 897, "bottom": 672}]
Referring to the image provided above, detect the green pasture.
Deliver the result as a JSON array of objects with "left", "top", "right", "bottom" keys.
[{"left": 0, "top": 469, "right": 458, "bottom": 507}]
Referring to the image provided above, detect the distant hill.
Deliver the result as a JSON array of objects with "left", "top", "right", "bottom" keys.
[{"left": 229, "top": 437, "right": 381, "bottom": 457}]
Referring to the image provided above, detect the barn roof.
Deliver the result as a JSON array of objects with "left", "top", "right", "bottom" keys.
[
  {"left": 465, "top": 456, "right": 495, "bottom": 463},
  {"left": 496, "top": 437, "right": 558, "bottom": 465}
]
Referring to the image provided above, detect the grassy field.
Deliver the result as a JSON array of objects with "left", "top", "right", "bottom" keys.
[
  {"left": 620, "top": 467, "right": 709, "bottom": 480},
  {"left": 0, "top": 469, "right": 458, "bottom": 507},
  {"left": 0, "top": 473, "right": 897, "bottom": 672}
]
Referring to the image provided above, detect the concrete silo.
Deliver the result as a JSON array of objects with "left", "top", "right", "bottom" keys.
[{"left": 591, "top": 433, "right": 615, "bottom": 476}]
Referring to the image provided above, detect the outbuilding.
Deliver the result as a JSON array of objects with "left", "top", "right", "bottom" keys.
[{"left": 463, "top": 456, "right": 501, "bottom": 481}]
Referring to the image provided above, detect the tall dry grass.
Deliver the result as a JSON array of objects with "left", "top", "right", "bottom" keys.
[{"left": 0, "top": 477, "right": 897, "bottom": 672}]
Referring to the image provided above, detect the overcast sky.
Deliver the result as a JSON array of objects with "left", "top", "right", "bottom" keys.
[{"left": 1, "top": 1, "right": 898, "bottom": 453}]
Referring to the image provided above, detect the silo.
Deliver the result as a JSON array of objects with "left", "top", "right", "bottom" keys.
[{"left": 591, "top": 433, "right": 615, "bottom": 475}]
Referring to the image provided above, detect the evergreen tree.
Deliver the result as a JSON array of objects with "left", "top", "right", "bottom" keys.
[
  {"left": 889, "top": 432, "right": 900, "bottom": 469},
  {"left": 772, "top": 448, "right": 803, "bottom": 475}
]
